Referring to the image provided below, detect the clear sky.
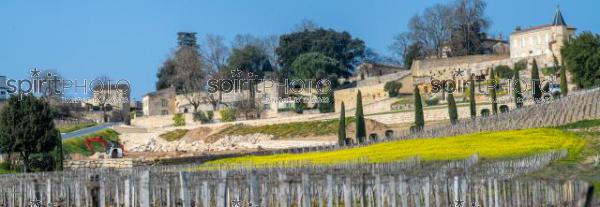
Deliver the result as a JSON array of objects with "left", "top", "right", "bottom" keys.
[{"left": 1, "top": 0, "right": 598, "bottom": 100}]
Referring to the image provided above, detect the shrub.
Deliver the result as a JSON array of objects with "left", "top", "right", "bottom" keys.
[
  {"left": 494, "top": 65, "right": 514, "bottom": 79},
  {"left": 206, "top": 111, "right": 214, "bottom": 120},
  {"left": 220, "top": 108, "right": 237, "bottom": 122},
  {"left": 424, "top": 97, "right": 439, "bottom": 106},
  {"left": 27, "top": 153, "right": 55, "bottom": 172},
  {"left": 193, "top": 111, "right": 211, "bottom": 123},
  {"left": 172, "top": 113, "right": 185, "bottom": 126},
  {"left": 0, "top": 162, "right": 10, "bottom": 170},
  {"left": 318, "top": 91, "right": 335, "bottom": 113},
  {"left": 384, "top": 81, "right": 402, "bottom": 97},
  {"left": 294, "top": 101, "right": 306, "bottom": 114}
]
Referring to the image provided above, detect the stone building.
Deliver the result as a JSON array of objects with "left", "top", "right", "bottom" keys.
[
  {"left": 89, "top": 84, "right": 131, "bottom": 123},
  {"left": 142, "top": 87, "right": 177, "bottom": 116},
  {"left": 411, "top": 8, "right": 575, "bottom": 85},
  {"left": 509, "top": 8, "right": 575, "bottom": 67}
]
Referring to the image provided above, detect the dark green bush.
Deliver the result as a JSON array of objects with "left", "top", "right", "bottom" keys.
[
  {"left": 206, "top": 111, "right": 214, "bottom": 120},
  {"left": 193, "top": 111, "right": 211, "bottom": 123},
  {"left": 0, "top": 162, "right": 10, "bottom": 170},
  {"left": 384, "top": 81, "right": 402, "bottom": 97},
  {"left": 27, "top": 153, "right": 55, "bottom": 172},
  {"left": 425, "top": 97, "right": 440, "bottom": 106}
]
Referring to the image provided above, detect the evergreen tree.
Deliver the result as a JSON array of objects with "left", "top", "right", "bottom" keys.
[
  {"left": 489, "top": 68, "right": 498, "bottom": 114},
  {"left": 414, "top": 86, "right": 425, "bottom": 130},
  {"left": 531, "top": 59, "right": 542, "bottom": 102},
  {"left": 469, "top": 74, "right": 477, "bottom": 118},
  {"left": 513, "top": 63, "right": 524, "bottom": 108},
  {"left": 0, "top": 95, "right": 61, "bottom": 172},
  {"left": 355, "top": 91, "right": 366, "bottom": 143},
  {"left": 557, "top": 57, "right": 569, "bottom": 97},
  {"left": 447, "top": 93, "right": 458, "bottom": 124},
  {"left": 338, "top": 102, "right": 346, "bottom": 146}
]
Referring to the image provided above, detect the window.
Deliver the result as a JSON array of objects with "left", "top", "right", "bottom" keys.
[
  {"left": 161, "top": 110, "right": 169, "bottom": 115},
  {"left": 160, "top": 99, "right": 168, "bottom": 107}
]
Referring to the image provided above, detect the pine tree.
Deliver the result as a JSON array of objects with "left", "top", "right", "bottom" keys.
[
  {"left": 338, "top": 102, "right": 346, "bottom": 146},
  {"left": 447, "top": 93, "right": 458, "bottom": 124},
  {"left": 558, "top": 58, "right": 568, "bottom": 97},
  {"left": 489, "top": 68, "right": 498, "bottom": 115},
  {"left": 531, "top": 59, "right": 542, "bottom": 102},
  {"left": 469, "top": 74, "right": 477, "bottom": 118},
  {"left": 513, "top": 63, "right": 524, "bottom": 108},
  {"left": 414, "top": 86, "right": 425, "bottom": 130},
  {"left": 355, "top": 90, "right": 366, "bottom": 143}
]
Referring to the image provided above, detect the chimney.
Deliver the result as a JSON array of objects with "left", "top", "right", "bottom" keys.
[{"left": 515, "top": 26, "right": 522, "bottom": 32}]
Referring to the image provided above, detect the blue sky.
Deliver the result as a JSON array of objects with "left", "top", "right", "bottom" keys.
[{"left": 1, "top": 0, "right": 598, "bottom": 100}]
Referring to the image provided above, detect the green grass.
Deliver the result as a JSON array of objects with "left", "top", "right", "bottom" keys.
[
  {"left": 58, "top": 122, "right": 98, "bottom": 133},
  {"left": 62, "top": 129, "right": 120, "bottom": 156},
  {"left": 207, "top": 128, "right": 585, "bottom": 166},
  {"left": 0, "top": 169, "right": 15, "bottom": 174},
  {"left": 208, "top": 117, "right": 356, "bottom": 141},
  {"left": 559, "top": 119, "right": 600, "bottom": 129},
  {"left": 525, "top": 119, "right": 600, "bottom": 183},
  {"left": 159, "top": 129, "right": 189, "bottom": 141}
]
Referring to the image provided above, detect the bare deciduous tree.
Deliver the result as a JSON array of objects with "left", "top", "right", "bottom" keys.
[
  {"left": 202, "top": 34, "right": 229, "bottom": 72},
  {"left": 390, "top": 0, "right": 490, "bottom": 62},
  {"left": 172, "top": 46, "right": 207, "bottom": 113}
]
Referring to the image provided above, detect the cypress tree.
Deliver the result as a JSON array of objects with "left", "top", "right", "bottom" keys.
[
  {"left": 338, "top": 102, "right": 346, "bottom": 146},
  {"left": 513, "top": 63, "right": 524, "bottom": 108},
  {"left": 558, "top": 57, "right": 569, "bottom": 97},
  {"left": 468, "top": 74, "right": 476, "bottom": 118},
  {"left": 489, "top": 68, "right": 498, "bottom": 115},
  {"left": 414, "top": 86, "right": 425, "bottom": 130},
  {"left": 447, "top": 93, "right": 458, "bottom": 124},
  {"left": 355, "top": 90, "right": 366, "bottom": 143},
  {"left": 531, "top": 59, "right": 542, "bottom": 102}
]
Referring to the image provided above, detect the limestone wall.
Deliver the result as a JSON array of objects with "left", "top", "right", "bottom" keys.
[
  {"left": 64, "top": 159, "right": 155, "bottom": 169},
  {"left": 357, "top": 71, "right": 411, "bottom": 87},
  {"left": 335, "top": 74, "right": 413, "bottom": 112}
]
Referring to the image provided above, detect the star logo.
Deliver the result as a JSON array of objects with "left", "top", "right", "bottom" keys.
[
  {"left": 231, "top": 68, "right": 242, "bottom": 78},
  {"left": 454, "top": 68, "right": 464, "bottom": 77},
  {"left": 454, "top": 198, "right": 464, "bottom": 207},
  {"left": 231, "top": 199, "right": 242, "bottom": 207},
  {"left": 31, "top": 68, "right": 41, "bottom": 78}
]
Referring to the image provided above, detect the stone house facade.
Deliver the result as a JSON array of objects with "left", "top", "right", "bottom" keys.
[{"left": 142, "top": 87, "right": 177, "bottom": 116}]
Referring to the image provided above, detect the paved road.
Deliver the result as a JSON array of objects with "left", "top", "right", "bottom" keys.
[{"left": 61, "top": 122, "right": 119, "bottom": 140}]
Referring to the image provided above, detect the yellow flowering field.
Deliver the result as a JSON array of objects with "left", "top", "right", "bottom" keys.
[{"left": 206, "top": 128, "right": 585, "bottom": 166}]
